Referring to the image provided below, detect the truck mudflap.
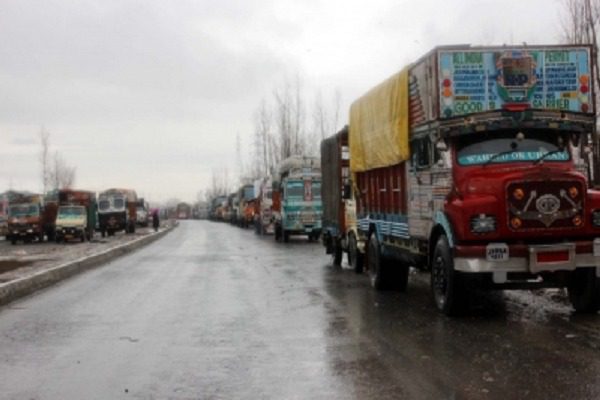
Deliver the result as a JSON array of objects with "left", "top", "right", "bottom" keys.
[{"left": 453, "top": 241, "right": 600, "bottom": 275}]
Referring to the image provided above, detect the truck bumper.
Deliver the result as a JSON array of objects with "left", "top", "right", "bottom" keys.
[{"left": 454, "top": 240, "right": 600, "bottom": 278}]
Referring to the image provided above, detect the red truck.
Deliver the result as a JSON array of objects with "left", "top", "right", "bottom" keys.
[
  {"left": 349, "top": 45, "right": 600, "bottom": 315},
  {"left": 7, "top": 192, "right": 57, "bottom": 244}
]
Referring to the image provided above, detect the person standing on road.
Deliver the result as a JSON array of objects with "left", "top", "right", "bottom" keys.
[{"left": 152, "top": 209, "right": 160, "bottom": 232}]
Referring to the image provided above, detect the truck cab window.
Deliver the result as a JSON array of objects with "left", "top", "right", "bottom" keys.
[{"left": 412, "top": 138, "right": 431, "bottom": 169}]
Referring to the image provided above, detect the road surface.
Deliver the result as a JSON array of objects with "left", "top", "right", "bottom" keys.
[{"left": 1, "top": 220, "right": 600, "bottom": 399}]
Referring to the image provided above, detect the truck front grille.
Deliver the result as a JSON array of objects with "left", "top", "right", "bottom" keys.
[{"left": 507, "top": 180, "right": 584, "bottom": 231}]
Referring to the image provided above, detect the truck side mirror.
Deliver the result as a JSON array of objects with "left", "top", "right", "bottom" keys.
[{"left": 436, "top": 140, "right": 448, "bottom": 152}]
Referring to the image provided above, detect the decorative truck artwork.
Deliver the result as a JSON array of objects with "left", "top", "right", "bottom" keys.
[
  {"left": 349, "top": 44, "right": 600, "bottom": 316},
  {"left": 409, "top": 47, "right": 592, "bottom": 124}
]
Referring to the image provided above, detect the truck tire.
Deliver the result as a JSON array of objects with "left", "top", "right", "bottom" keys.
[
  {"left": 568, "top": 268, "right": 600, "bottom": 313},
  {"left": 275, "top": 225, "right": 281, "bottom": 242},
  {"left": 332, "top": 238, "right": 343, "bottom": 267},
  {"left": 368, "top": 235, "right": 390, "bottom": 290},
  {"left": 348, "top": 234, "right": 364, "bottom": 274},
  {"left": 283, "top": 230, "right": 290, "bottom": 243},
  {"left": 101, "top": 230, "right": 106, "bottom": 238},
  {"left": 431, "top": 235, "right": 466, "bottom": 316},
  {"left": 393, "top": 263, "right": 410, "bottom": 292}
]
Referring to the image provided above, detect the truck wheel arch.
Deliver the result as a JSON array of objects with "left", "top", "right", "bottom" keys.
[{"left": 428, "top": 212, "right": 456, "bottom": 270}]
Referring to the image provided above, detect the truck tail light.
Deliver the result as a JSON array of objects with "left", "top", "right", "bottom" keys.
[{"left": 573, "top": 215, "right": 582, "bottom": 227}]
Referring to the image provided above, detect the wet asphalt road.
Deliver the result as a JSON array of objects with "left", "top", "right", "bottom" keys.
[{"left": 1, "top": 221, "right": 600, "bottom": 399}]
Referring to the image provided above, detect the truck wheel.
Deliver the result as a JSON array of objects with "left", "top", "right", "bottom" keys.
[
  {"left": 568, "top": 268, "right": 600, "bottom": 313},
  {"left": 283, "top": 230, "right": 290, "bottom": 243},
  {"left": 275, "top": 225, "right": 281, "bottom": 241},
  {"left": 431, "top": 235, "right": 465, "bottom": 316},
  {"left": 10, "top": 237, "right": 16, "bottom": 245},
  {"left": 348, "top": 234, "right": 364, "bottom": 274},
  {"left": 101, "top": 230, "right": 106, "bottom": 238},
  {"left": 368, "top": 235, "right": 389, "bottom": 290},
  {"left": 332, "top": 239, "right": 343, "bottom": 267},
  {"left": 38, "top": 232, "right": 45, "bottom": 242}
]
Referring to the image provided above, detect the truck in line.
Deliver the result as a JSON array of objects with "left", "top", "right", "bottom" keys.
[
  {"left": 321, "top": 126, "right": 364, "bottom": 271},
  {"left": 54, "top": 189, "right": 97, "bottom": 243},
  {"left": 236, "top": 184, "right": 256, "bottom": 228},
  {"left": 0, "top": 193, "right": 8, "bottom": 237},
  {"left": 6, "top": 192, "right": 57, "bottom": 244},
  {"left": 253, "top": 177, "right": 276, "bottom": 235},
  {"left": 349, "top": 44, "right": 600, "bottom": 315},
  {"left": 98, "top": 188, "right": 137, "bottom": 236},
  {"left": 136, "top": 198, "right": 149, "bottom": 227},
  {"left": 273, "top": 155, "right": 323, "bottom": 242}
]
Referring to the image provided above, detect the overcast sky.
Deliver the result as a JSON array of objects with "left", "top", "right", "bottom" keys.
[{"left": 0, "top": 0, "right": 564, "bottom": 203}]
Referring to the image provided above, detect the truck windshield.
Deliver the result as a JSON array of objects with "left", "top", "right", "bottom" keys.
[
  {"left": 98, "top": 200, "right": 110, "bottom": 211},
  {"left": 312, "top": 181, "right": 321, "bottom": 198},
  {"left": 113, "top": 198, "right": 125, "bottom": 209},
  {"left": 456, "top": 131, "right": 570, "bottom": 166},
  {"left": 58, "top": 206, "right": 85, "bottom": 218},
  {"left": 286, "top": 181, "right": 305, "bottom": 198},
  {"left": 9, "top": 204, "right": 39, "bottom": 217}
]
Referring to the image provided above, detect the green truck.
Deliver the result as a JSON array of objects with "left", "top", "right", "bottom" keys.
[{"left": 273, "top": 156, "right": 323, "bottom": 242}]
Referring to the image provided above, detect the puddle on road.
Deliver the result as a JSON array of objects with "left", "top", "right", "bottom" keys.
[{"left": 0, "top": 260, "right": 34, "bottom": 274}]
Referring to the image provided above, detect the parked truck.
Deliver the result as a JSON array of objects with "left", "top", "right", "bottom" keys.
[
  {"left": 349, "top": 44, "right": 600, "bottom": 315},
  {"left": 236, "top": 184, "right": 256, "bottom": 228},
  {"left": 0, "top": 193, "right": 8, "bottom": 237},
  {"left": 6, "top": 192, "right": 57, "bottom": 244},
  {"left": 98, "top": 188, "right": 137, "bottom": 236},
  {"left": 253, "top": 177, "right": 276, "bottom": 235},
  {"left": 54, "top": 189, "right": 97, "bottom": 243},
  {"left": 321, "top": 126, "right": 364, "bottom": 271},
  {"left": 136, "top": 198, "right": 149, "bottom": 227},
  {"left": 273, "top": 155, "right": 322, "bottom": 242}
]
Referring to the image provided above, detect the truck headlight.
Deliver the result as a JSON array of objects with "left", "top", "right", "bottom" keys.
[
  {"left": 470, "top": 214, "right": 496, "bottom": 233},
  {"left": 592, "top": 210, "right": 600, "bottom": 227}
]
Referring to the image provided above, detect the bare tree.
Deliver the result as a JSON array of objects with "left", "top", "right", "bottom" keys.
[
  {"left": 50, "top": 151, "right": 76, "bottom": 190},
  {"left": 251, "top": 99, "right": 274, "bottom": 178},
  {"left": 40, "top": 128, "right": 77, "bottom": 191},
  {"left": 205, "top": 167, "right": 231, "bottom": 201},
  {"left": 39, "top": 127, "right": 51, "bottom": 193}
]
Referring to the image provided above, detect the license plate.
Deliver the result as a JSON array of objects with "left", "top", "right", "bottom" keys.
[
  {"left": 486, "top": 243, "right": 509, "bottom": 262},
  {"left": 305, "top": 228, "right": 313, "bottom": 233}
]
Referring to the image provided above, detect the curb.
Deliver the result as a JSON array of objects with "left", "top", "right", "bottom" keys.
[{"left": 0, "top": 224, "right": 176, "bottom": 307}]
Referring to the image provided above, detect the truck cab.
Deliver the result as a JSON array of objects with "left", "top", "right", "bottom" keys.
[
  {"left": 350, "top": 45, "right": 600, "bottom": 315},
  {"left": 55, "top": 205, "right": 88, "bottom": 242},
  {"left": 273, "top": 156, "right": 323, "bottom": 243}
]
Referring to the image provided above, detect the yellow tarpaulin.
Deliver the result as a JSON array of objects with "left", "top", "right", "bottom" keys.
[{"left": 349, "top": 67, "right": 410, "bottom": 173}]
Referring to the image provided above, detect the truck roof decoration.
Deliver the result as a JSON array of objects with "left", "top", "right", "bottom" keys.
[
  {"left": 437, "top": 46, "right": 593, "bottom": 117},
  {"left": 277, "top": 155, "right": 321, "bottom": 179}
]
